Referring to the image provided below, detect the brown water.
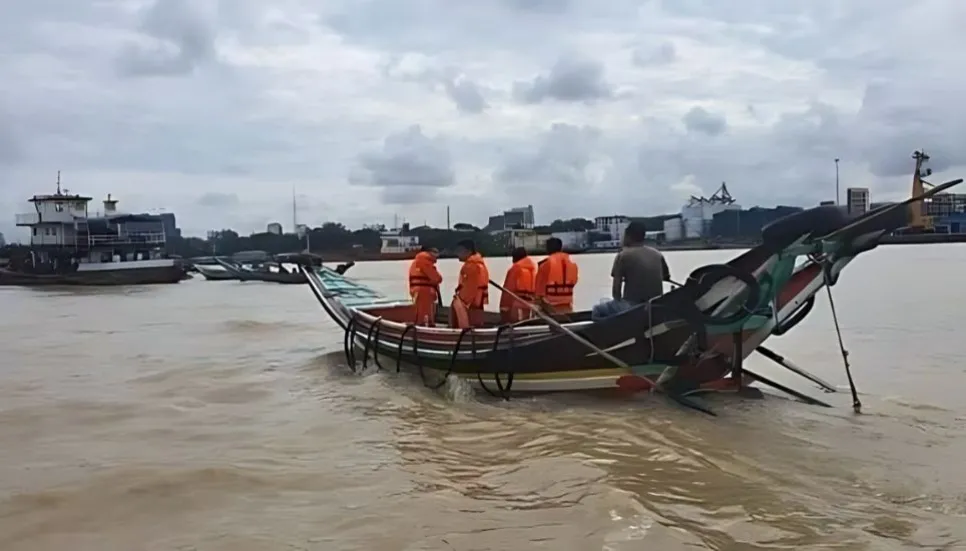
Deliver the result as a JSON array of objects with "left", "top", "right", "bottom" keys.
[{"left": 2, "top": 245, "right": 966, "bottom": 550}]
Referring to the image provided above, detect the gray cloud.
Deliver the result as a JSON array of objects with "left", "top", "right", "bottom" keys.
[
  {"left": 116, "top": 0, "right": 216, "bottom": 77},
  {"left": 196, "top": 192, "right": 239, "bottom": 207},
  {"left": 0, "top": 116, "right": 23, "bottom": 166},
  {"left": 3, "top": 0, "right": 966, "bottom": 235},
  {"left": 349, "top": 125, "right": 456, "bottom": 204},
  {"left": 444, "top": 77, "right": 489, "bottom": 114},
  {"left": 378, "top": 56, "right": 489, "bottom": 115},
  {"left": 632, "top": 42, "right": 676, "bottom": 67},
  {"left": 504, "top": 0, "right": 572, "bottom": 14},
  {"left": 683, "top": 107, "right": 727, "bottom": 137},
  {"left": 514, "top": 57, "right": 613, "bottom": 104},
  {"left": 497, "top": 123, "right": 601, "bottom": 186},
  {"left": 493, "top": 124, "right": 610, "bottom": 216}
]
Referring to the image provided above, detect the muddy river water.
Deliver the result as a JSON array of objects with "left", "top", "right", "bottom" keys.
[{"left": 2, "top": 245, "right": 965, "bottom": 550}]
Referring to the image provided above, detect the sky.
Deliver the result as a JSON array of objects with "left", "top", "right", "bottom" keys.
[{"left": 2, "top": 0, "right": 965, "bottom": 240}]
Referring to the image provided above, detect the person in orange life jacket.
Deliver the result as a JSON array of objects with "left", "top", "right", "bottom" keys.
[
  {"left": 408, "top": 246, "right": 443, "bottom": 326},
  {"left": 534, "top": 237, "right": 579, "bottom": 315},
  {"left": 450, "top": 239, "right": 490, "bottom": 329},
  {"left": 499, "top": 247, "right": 537, "bottom": 324}
]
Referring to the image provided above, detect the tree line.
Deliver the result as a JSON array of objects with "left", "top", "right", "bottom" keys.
[
  {"left": 164, "top": 222, "right": 511, "bottom": 259},
  {"left": 0, "top": 215, "right": 679, "bottom": 260}
]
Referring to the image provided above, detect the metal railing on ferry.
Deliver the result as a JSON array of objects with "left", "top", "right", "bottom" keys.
[{"left": 79, "top": 232, "right": 167, "bottom": 247}]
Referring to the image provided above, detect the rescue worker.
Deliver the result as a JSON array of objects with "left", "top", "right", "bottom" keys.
[
  {"left": 408, "top": 246, "right": 443, "bottom": 326},
  {"left": 450, "top": 239, "right": 490, "bottom": 329},
  {"left": 535, "top": 237, "right": 579, "bottom": 315},
  {"left": 499, "top": 247, "right": 537, "bottom": 324}
]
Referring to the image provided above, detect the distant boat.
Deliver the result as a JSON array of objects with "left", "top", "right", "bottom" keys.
[
  {"left": 2, "top": 176, "right": 184, "bottom": 286},
  {"left": 194, "top": 263, "right": 238, "bottom": 281},
  {"left": 214, "top": 258, "right": 307, "bottom": 284}
]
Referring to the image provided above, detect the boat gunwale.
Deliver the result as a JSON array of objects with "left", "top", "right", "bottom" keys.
[
  {"left": 298, "top": 250, "right": 794, "bottom": 364},
  {"left": 344, "top": 258, "right": 832, "bottom": 368},
  {"left": 310, "top": 247, "right": 789, "bottom": 342}
]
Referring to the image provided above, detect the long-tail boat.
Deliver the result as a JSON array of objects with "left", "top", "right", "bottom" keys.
[
  {"left": 214, "top": 257, "right": 306, "bottom": 284},
  {"left": 294, "top": 178, "right": 962, "bottom": 414}
]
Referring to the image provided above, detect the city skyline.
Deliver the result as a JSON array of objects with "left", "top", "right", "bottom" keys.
[
  {"left": 2, "top": 1, "right": 965, "bottom": 240},
  {"left": 0, "top": 177, "right": 919, "bottom": 246}
]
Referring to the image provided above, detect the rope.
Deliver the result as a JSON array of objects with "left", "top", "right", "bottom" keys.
[
  {"left": 343, "top": 316, "right": 359, "bottom": 373},
  {"left": 397, "top": 324, "right": 415, "bottom": 373},
  {"left": 376, "top": 320, "right": 517, "bottom": 397},
  {"left": 772, "top": 295, "right": 815, "bottom": 336},
  {"left": 432, "top": 328, "right": 471, "bottom": 390},
  {"left": 361, "top": 317, "right": 384, "bottom": 372},
  {"left": 823, "top": 267, "right": 861, "bottom": 413},
  {"left": 479, "top": 325, "right": 514, "bottom": 400}
]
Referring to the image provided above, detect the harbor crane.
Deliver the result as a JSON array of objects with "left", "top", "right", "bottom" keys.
[{"left": 907, "top": 150, "right": 935, "bottom": 232}]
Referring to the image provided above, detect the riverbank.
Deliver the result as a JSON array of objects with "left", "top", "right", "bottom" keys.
[
  {"left": 187, "top": 234, "right": 966, "bottom": 266},
  {"left": 880, "top": 233, "right": 966, "bottom": 245}
]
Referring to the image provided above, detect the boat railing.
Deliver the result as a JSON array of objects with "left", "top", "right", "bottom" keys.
[
  {"left": 15, "top": 213, "right": 40, "bottom": 225},
  {"left": 83, "top": 232, "right": 167, "bottom": 247}
]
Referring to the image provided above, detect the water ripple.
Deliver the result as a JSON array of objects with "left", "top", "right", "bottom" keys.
[{"left": 2, "top": 250, "right": 966, "bottom": 550}]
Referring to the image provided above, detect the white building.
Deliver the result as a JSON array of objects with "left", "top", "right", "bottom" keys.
[
  {"left": 505, "top": 205, "right": 535, "bottom": 229},
  {"left": 267, "top": 222, "right": 283, "bottom": 235},
  {"left": 846, "top": 187, "right": 870, "bottom": 216},
  {"left": 380, "top": 228, "right": 420, "bottom": 255},
  {"left": 295, "top": 224, "right": 308, "bottom": 238},
  {"left": 593, "top": 215, "right": 630, "bottom": 248},
  {"left": 0, "top": 231, "right": 5, "bottom": 247},
  {"left": 679, "top": 183, "right": 741, "bottom": 239},
  {"left": 663, "top": 217, "right": 684, "bottom": 241},
  {"left": 487, "top": 205, "right": 536, "bottom": 233},
  {"left": 551, "top": 231, "right": 589, "bottom": 252},
  {"left": 510, "top": 230, "right": 549, "bottom": 252}
]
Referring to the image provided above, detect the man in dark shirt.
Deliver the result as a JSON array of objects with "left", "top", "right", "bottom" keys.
[{"left": 591, "top": 222, "right": 670, "bottom": 321}]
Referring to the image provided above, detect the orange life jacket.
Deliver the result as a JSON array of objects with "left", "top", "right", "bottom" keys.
[
  {"left": 499, "top": 257, "right": 537, "bottom": 313},
  {"left": 536, "top": 252, "right": 579, "bottom": 307},
  {"left": 408, "top": 251, "right": 442, "bottom": 299},
  {"left": 455, "top": 252, "right": 489, "bottom": 309}
]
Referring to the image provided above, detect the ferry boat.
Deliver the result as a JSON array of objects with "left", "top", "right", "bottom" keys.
[
  {"left": 375, "top": 226, "right": 421, "bottom": 260},
  {"left": 0, "top": 174, "right": 185, "bottom": 286}
]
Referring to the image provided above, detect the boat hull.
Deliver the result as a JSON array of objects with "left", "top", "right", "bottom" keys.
[
  {"left": 241, "top": 271, "right": 306, "bottom": 284},
  {"left": 328, "top": 246, "right": 826, "bottom": 394},
  {"left": 296, "top": 200, "right": 918, "bottom": 400},
  {"left": 214, "top": 258, "right": 305, "bottom": 284},
  {"left": 195, "top": 264, "right": 238, "bottom": 281},
  {"left": 0, "top": 260, "right": 184, "bottom": 286}
]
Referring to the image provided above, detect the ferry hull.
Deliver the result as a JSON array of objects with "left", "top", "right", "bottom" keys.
[{"left": 0, "top": 262, "right": 184, "bottom": 286}]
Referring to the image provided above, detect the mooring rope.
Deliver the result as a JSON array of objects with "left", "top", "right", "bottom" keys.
[
  {"left": 823, "top": 267, "right": 861, "bottom": 413},
  {"left": 479, "top": 325, "right": 514, "bottom": 400},
  {"left": 361, "top": 317, "right": 384, "bottom": 372}
]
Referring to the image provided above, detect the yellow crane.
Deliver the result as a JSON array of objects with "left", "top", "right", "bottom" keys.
[{"left": 908, "top": 150, "right": 935, "bottom": 232}]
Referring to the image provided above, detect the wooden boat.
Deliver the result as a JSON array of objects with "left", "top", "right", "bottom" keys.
[
  {"left": 195, "top": 263, "right": 239, "bottom": 281},
  {"left": 212, "top": 254, "right": 353, "bottom": 284},
  {"left": 296, "top": 179, "right": 962, "bottom": 412},
  {"left": 214, "top": 258, "right": 306, "bottom": 284},
  {"left": 0, "top": 261, "right": 185, "bottom": 286}
]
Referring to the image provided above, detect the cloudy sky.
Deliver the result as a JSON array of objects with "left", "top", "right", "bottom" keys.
[{"left": 1, "top": 0, "right": 965, "bottom": 240}]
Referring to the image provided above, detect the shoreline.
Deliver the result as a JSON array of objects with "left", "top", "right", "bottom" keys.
[
  {"left": 181, "top": 233, "right": 966, "bottom": 264},
  {"left": 316, "top": 235, "right": 966, "bottom": 262}
]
